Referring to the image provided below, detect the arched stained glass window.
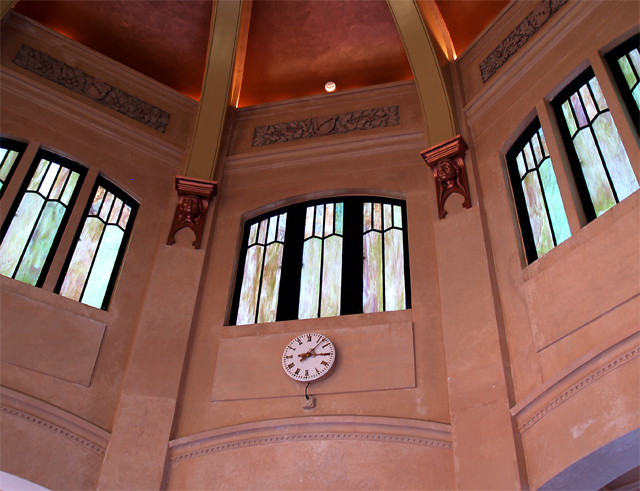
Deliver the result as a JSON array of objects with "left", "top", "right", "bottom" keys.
[
  {"left": 229, "top": 197, "right": 411, "bottom": 326},
  {"left": 56, "top": 177, "right": 138, "bottom": 310},
  {"left": 0, "top": 138, "right": 27, "bottom": 199},
  {"left": 606, "top": 34, "right": 640, "bottom": 132},
  {"left": 506, "top": 119, "right": 571, "bottom": 263},
  {"left": 552, "top": 67, "right": 639, "bottom": 220},
  {"left": 0, "top": 150, "right": 86, "bottom": 286}
]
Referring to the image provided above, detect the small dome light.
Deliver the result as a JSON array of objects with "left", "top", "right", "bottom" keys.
[{"left": 325, "top": 81, "right": 336, "bottom": 92}]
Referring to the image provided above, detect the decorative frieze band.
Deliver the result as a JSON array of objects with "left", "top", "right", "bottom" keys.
[
  {"left": 171, "top": 431, "right": 452, "bottom": 464},
  {"left": 480, "top": 0, "right": 568, "bottom": 83},
  {"left": 518, "top": 345, "right": 640, "bottom": 433},
  {"left": 251, "top": 105, "right": 399, "bottom": 146},
  {"left": 13, "top": 45, "right": 171, "bottom": 133},
  {"left": 0, "top": 405, "right": 107, "bottom": 456}
]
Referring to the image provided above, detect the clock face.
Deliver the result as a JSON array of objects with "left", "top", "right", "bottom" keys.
[{"left": 282, "top": 333, "right": 336, "bottom": 382}]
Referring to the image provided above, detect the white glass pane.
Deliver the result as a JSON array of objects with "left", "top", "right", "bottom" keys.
[
  {"left": 321, "top": 235, "right": 342, "bottom": 317},
  {"left": 363, "top": 231, "right": 383, "bottom": 313},
  {"left": 257, "top": 242, "right": 284, "bottom": 323},
  {"left": 384, "top": 228, "right": 406, "bottom": 311},
  {"left": 236, "top": 246, "right": 264, "bottom": 325},
  {"left": 299, "top": 238, "right": 321, "bottom": 319},
  {"left": 81, "top": 225, "right": 124, "bottom": 308}
]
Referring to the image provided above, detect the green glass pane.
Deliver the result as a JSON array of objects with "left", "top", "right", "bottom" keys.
[
  {"left": 59, "top": 217, "right": 105, "bottom": 301},
  {"left": 562, "top": 101, "right": 577, "bottom": 136},
  {"left": 632, "top": 86, "right": 640, "bottom": 110},
  {"left": 27, "top": 160, "right": 49, "bottom": 191},
  {"left": 393, "top": 205, "right": 402, "bottom": 228},
  {"left": 299, "top": 238, "right": 322, "bottom": 319},
  {"left": 592, "top": 113, "right": 639, "bottom": 201},
  {"left": 49, "top": 167, "right": 70, "bottom": 201},
  {"left": 363, "top": 230, "right": 383, "bottom": 313},
  {"left": 589, "top": 78, "right": 608, "bottom": 112},
  {"left": 0, "top": 150, "right": 19, "bottom": 182},
  {"left": 0, "top": 148, "right": 7, "bottom": 163},
  {"left": 522, "top": 172, "right": 554, "bottom": 257},
  {"left": 60, "top": 172, "right": 79, "bottom": 205},
  {"left": 629, "top": 49, "right": 640, "bottom": 74},
  {"left": 580, "top": 85, "right": 598, "bottom": 120},
  {"left": 257, "top": 242, "right": 284, "bottom": 323},
  {"left": 539, "top": 159, "right": 571, "bottom": 245},
  {"left": 321, "top": 235, "right": 342, "bottom": 317},
  {"left": 618, "top": 56, "right": 638, "bottom": 90},
  {"left": 237, "top": 246, "right": 264, "bottom": 325},
  {"left": 573, "top": 128, "right": 616, "bottom": 216},
  {"left": 335, "top": 203, "right": 343, "bottom": 235},
  {"left": 0, "top": 193, "right": 44, "bottom": 277},
  {"left": 82, "top": 225, "right": 124, "bottom": 308},
  {"left": 324, "top": 203, "right": 334, "bottom": 237},
  {"left": 384, "top": 228, "right": 406, "bottom": 311},
  {"left": 15, "top": 201, "right": 65, "bottom": 285},
  {"left": 304, "top": 206, "right": 314, "bottom": 239}
]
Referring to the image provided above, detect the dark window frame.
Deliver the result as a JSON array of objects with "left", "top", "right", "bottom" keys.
[
  {"left": 0, "top": 137, "right": 28, "bottom": 199},
  {"left": 229, "top": 196, "right": 412, "bottom": 326},
  {"left": 605, "top": 33, "right": 640, "bottom": 133},
  {"left": 54, "top": 175, "right": 139, "bottom": 310},
  {"left": 0, "top": 149, "right": 87, "bottom": 287}
]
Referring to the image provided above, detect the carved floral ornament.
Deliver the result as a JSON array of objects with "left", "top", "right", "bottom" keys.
[
  {"left": 167, "top": 177, "right": 217, "bottom": 249},
  {"left": 420, "top": 135, "right": 471, "bottom": 219}
]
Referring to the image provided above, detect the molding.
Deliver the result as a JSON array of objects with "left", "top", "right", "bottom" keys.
[
  {"left": 251, "top": 106, "right": 399, "bottom": 146},
  {"left": 479, "top": 0, "right": 568, "bottom": 82},
  {"left": 0, "top": 387, "right": 109, "bottom": 456},
  {"left": 1, "top": 69, "right": 185, "bottom": 169},
  {"left": 512, "top": 334, "right": 640, "bottom": 434},
  {"left": 169, "top": 416, "right": 452, "bottom": 464},
  {"left": 13, "top": 45, "right": 170, "bottom": 133}
]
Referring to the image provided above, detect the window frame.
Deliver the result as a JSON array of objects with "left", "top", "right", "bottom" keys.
[
  {"left": 54, "top": 176, "right": 139, "bottom": 310},
  {"left": 0, "top": 137, "right": 28, "bottom": 199},
  {"left": 228, "top": 196, "right": 412, "bottom": 326},
  {"left": 605, "top": 33, "right": 640, "bottom": 133},
  {"left": 0, "top": 148, "right": 87, "bottom": 287}
]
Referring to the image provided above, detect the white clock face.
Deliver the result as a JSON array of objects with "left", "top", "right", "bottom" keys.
[{"left": 282, "top": 333, "right": 335, "bottom": 382}]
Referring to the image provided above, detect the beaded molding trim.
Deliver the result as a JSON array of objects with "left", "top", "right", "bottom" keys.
[
  {"left": 171, "top": 432, "right": 452, "bottom": 464},
  {"left": 0, "top": 405, "right": 106, "bottom": 456},
  {"left": 518, "top": 345, "right": 640, "bottom": 433},
  {"left": 13, "top": 45, "right": 170, "bottom": 133},
  {"left": 251, "top": 105, "right": 399, "bottom": 146},
  {"left": 480, "top": 0, "right": 568, "bottom": 83}
]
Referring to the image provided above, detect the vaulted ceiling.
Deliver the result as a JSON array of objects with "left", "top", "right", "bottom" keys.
[{"left": 12, "top": 0, "right": 509, "bottom": 105}]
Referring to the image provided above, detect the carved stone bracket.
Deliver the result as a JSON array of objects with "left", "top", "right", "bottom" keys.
[
  {"left": 421, "top": 135, "right": 471, "bottom": 219},
  {"left": 167, "top": 176, "right": 217, "bottom": 249}
]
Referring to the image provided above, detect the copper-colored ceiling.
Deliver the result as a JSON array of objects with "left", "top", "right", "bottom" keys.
[
  {"left": 12, "top": 0, "right": 507, "bottom": 105},
  {"left": 238, "top": 0, "right": 413, "bottom": 107}
]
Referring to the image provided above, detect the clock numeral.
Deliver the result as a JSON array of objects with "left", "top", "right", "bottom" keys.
[
  {"left": 321, "top": 360, "right": 329, "bottom": 366},
  {"left": 284, "top": 355, "right": 293, "bottom": 359},
  {"left": 307, "top": 334, "right": 312, "bottom": 342},
  {"left": 316, "top": 367, "right": 321, "bottom": 374},
  {"left": 297, "top": 339, "right": 303, "bottom": 346},
  {"left": 287, "top": 363, "right": 295, "bottom": 369},
  {"left": 294, "top": 368, "right": 301, "bottom": 375},
  {"left": 305, "top": 370, "right": 309, "bottom": 377}
]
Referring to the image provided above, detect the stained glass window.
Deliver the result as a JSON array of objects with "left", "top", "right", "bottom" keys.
[
  {"left": 506, "top": 119, "right": 571, "bottom": 263},
  {"left": 606, "top": 34, "right": 640, "bottom": 132},
  {"left": 0, "top": 138, "right": 27, "bottom": 199},
  {"left": 229, "top": 197, "right": 410, "bottom": 326},
  {"left": 553, "top": 67, "right": 639, "bottom": 221},
  {"left": 55, "top": 178, "right": 138, "bottom": 310},
  {"left": 0, "top": 150, "right": 86, "bottom": 286}
]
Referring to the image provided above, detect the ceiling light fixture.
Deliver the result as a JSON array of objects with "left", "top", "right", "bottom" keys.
[{"left": 325, "top": 81, "right": 336, "bottom": 92}]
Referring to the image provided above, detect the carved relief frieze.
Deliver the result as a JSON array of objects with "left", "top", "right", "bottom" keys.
[
  {"left": 13, "top": 45, "right": 171, "bottom": 133},
  {"left": 167, "top": 176, "right": 217, "bottom": 249},
  {"left": 421, "top": 135, "right": 471, "bottom": 219},
  {"left": 480, "top": 0, "right": 568, "bottom": 83},
  {"left": 252, "top": 105, "right": 399, "bottom": 146}
]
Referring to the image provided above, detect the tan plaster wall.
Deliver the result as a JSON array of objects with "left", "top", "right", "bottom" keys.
[
  {"left": 456, "top": 0, "right": 640, "bottom": 488},
  {"left": 0, "top": 12, "right": 197, "bottom": 488},
  {"left": 172, "top": 81, "right": 453, "bottom": 487}
]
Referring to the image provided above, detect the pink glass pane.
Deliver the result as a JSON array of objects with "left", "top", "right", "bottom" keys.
[
  {"left": 299, "top": 238, "right": 322, "bottom": 319},
  {"left": 523, "top": 144, "right": 535, "bottom": 169},
  {"left": 118, "top": 205, "right": 131, "bottom": 229},
  {"left": 571, "top": 93, "right": 588, "bottom": 127},
  {"left": 373, "top": 203, "right": 382, "bottom": 230},
  {"left": 363, "top": 231, "right": 383, "bottom": 313},
  {"left": 561, "top": 101, "right": 578, "bottom": 136},
  {"left": 321, "top": 235, "right": 342, "bottom": 317},
  {"left": 59, "top": 216, "right": 104, "bottom": 301},
  {"left": 49, "top": 167, "right": 70, "bottom": 201},
  {"left": 109, "top": 199, "right": 123, "bottom": 224},
  {"left": 522, "top": 172, "right": 554, "bottom": 257},
  {"left": 237, "top": 246, "right": 264, "bottom": 325},
  {"left": 363, "top": 203, "right": 372, "bottom": 232},
  {"left": 99, "top": 192, "right": 114, "bottom": 221},
  {"left": 384, "top": 228, "right": 406, "bottom": 311},
  {"left": 89, "top": 187, "right": 106, "bottom": 215},
  {"left": 324, "top": 203, "right": 334, "bottom": 237},
  {"left": 248, "top": 223, "right": 258, "bottom": 246},
  {"left": 304, "top": 207, "right": 314, "bottom": 239},
  {"left": 580, "top": 85, "right": 598, "bottom": 120},
  {"left": 257, "top": 242, "right": 284, "bottom": 323},
  {"left": 258, "top": 219, "right": 268, "bottom": 244},
  {"left": 589, "top": 78, "right": 608, "bottom": 111}
]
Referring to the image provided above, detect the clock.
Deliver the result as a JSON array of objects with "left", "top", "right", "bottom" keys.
[{"left": 282, "top": 333, "right": 336, "bottom": 382}]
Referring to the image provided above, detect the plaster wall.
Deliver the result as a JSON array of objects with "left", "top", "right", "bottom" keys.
[{"left": 455, "top": 0, "right": 640, "bottom": 487}]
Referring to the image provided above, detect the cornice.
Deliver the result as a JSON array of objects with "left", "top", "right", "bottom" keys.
[
  {"left": 169, "top": 416, "right": 452, "bottom": 464},
  {"left": 0, "top": 387, "right": 110, "bottom": 456}
]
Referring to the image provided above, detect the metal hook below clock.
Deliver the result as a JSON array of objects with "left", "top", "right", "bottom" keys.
[{"left": 303, "top": 382, "right": 315, "bottom": 410}]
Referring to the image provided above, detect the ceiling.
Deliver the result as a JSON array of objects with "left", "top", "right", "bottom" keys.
[{"left": 12, "top": 0, "right": 508, "bottom": 106}]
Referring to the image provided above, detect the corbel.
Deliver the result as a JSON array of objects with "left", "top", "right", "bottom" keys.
[
  {"left": 421, "top": 135, "right": 471, "bottom": 219},
  {"left": 166, "top": 176, "right": 217, "bottom": 249}
]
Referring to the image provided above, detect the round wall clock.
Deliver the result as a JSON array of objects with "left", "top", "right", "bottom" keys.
[{"left": 282, "top": 333, "right": 336, "bottom": 382}]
